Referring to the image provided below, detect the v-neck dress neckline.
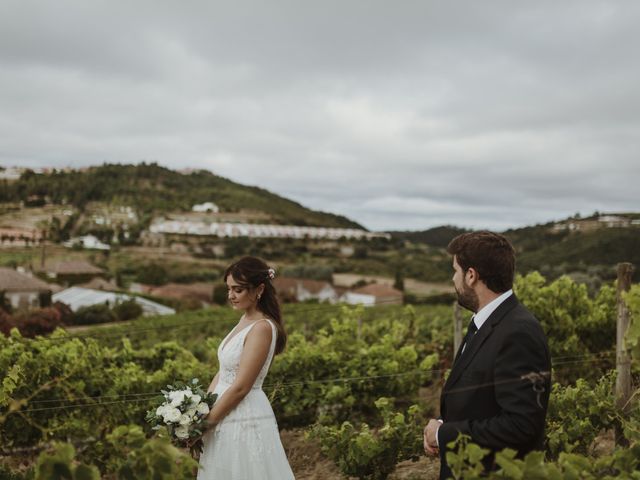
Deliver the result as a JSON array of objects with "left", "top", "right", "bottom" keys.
[{"left": 221, "top": 320, "right": 261, "bottom": 353}]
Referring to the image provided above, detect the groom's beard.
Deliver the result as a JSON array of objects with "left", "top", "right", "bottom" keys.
[{"left": 456, "top": 283, "right": 479, "bottom": 313}]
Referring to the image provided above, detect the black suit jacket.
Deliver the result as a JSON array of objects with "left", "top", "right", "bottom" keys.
[{"left": 438, "top": 294, "right": 551, "bottom": 479}]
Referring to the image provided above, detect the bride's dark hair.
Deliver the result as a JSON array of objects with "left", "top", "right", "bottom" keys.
[{"left": 224, "top": 256, "right": 287, "bottom": 355}]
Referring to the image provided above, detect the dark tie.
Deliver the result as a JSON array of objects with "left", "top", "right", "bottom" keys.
[{"left": 461, "top": 317, "right": 478, "bottom": 355}]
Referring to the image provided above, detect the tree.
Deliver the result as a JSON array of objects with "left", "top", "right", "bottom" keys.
[
  {"left": 136, "top": 264, "right": 168, "bottom": 286},
  {"left": 212, "top": 283, "right": 229, "bottom": 305},
  {"left": 393, "top": 269, "right": 405, "bottom": 291},
  {"left": 113, "top": 299, "right": 143, "bottom": 321}
]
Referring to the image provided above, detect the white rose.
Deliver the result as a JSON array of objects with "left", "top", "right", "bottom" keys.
[
  {"left": 189, "top": 394, "right": 201, "bottom": 406},
  {"left": 186, "top": 406, "right": 197, "bottom": 417},
  {"left": 196, "top": 402, "right": 210, "bottom": 415},
  {"left": 179, "top": 413, "right": 192, "bottom": 426},
  {"left": 156, "top": 405, "right": 167, "bottom": 417},
  {"left": 174, "top": 425, "right": 190, "bottom": 439},
  {"left": 168, "top": 391, "right": 181, "bottom": 406},
  {"left": 169, "top": 390, "right": 190, "bottom": 407},
  {"left": 162, "top": 406, "right": 182, "bottom": 423}
]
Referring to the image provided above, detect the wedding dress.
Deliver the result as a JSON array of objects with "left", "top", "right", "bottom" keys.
[{"left": 197, "top": 319, "right": 295, "bottom": 479}]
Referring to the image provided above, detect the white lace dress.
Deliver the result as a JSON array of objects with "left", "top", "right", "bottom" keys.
[{"left": 197, "top": 319, "right": 295, "bottom": 479}]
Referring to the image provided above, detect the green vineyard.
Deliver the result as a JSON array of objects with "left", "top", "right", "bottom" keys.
[{"left": 1, "top": 273, "right": 639, "bottom": 479}]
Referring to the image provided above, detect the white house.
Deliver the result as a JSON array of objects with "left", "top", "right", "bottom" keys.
[
  {"left": 192, "top": 202, "right": 219, "bottom": 213},
  {"left": 0, "top": 167, "right": 23, "bottom": 181},
  {"left": 274, "top": 278, "right": 339, "bottom": 303},
  {"left": 53, "top": 287, "right": 175, "bottom": 316},
  {"left": 342, "top": 284, "right": 403, "bottom": 307},
  {"left": 63, "top": 235, "right": 111, "bottom": 251},
  {"left": 0, "top": 268, "right": 53, "bottom": 309}
]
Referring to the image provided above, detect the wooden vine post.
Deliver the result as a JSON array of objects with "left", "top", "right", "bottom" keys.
[
  {"left": 615, "top": 262, "right": 634, "bottom": 445},
  {"left": 453, "top": 301, "right": 463, "bottom": 361}
]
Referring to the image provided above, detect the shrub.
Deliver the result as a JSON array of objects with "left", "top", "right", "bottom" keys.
[
  {"left": 113, "top": 299, "right": 143, "bottom": 321},
  {"left": 212, "top": 283, "right": 228, "bottom": 306},
  {"left": 0, "top": 291, "right": 11, "bottom": 313},
  {"left": 73, "top": 303, "right": 116, "bottom": 325},
  {"left": 0, "top": 306, "right": 66, "bottom": 338},
  {"left": 135, "top": 264, "right": 168, "bottom": 286}
]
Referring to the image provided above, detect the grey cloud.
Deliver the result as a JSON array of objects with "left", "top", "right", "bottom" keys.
[{"left": 1, "top": 0, "right": 638, "bottom": 231}]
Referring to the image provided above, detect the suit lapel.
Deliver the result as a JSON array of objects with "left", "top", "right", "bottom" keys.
[{"left": 444, "top": 294, "right": 519, "bottom": 391}]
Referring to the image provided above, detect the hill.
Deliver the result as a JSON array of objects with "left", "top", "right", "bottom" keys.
[
  {"left": 390, "top": 216, "right": 640, "bottom": 285},
  {"left": 0, "top": 163, "right": 363, "bottom": 229},
  {"left": 504, "top": 224, "right": 640, "bottom": 280},
  {"left": 389, "top": 225, "right": 470, "bottom": 248}
]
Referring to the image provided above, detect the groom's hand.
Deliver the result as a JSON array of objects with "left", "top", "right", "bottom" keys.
[{"left": 423, "top": 419, "right": 441, "bottom": 456}]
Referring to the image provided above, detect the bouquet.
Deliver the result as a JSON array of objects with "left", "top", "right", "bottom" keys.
[{"left": 146, "top": 378, "right": 217, "bottom": 457}]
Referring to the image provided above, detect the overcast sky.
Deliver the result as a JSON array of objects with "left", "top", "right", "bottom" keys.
[{"left": 1, "top": 1, "right": 638, "bottom": 231}]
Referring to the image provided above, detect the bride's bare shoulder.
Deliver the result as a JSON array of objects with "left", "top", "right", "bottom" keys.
[{"left": 249, "top": 319, "right": 272, "bottom": 338}]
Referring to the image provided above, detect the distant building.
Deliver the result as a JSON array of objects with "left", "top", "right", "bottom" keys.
[
  {"left": 273, "top": 278, "right": 339, "bottom": 303},
  {"left": 0, "top": 267, "right": 53, "bottom": 310},
  {"left": 0, "top": 167, "right": 23, "bottom": 181},
  {"left": 150, "top": 219, "right": 390, "bottom": 241},
  {"left": 0, "top": 227, "right": 43, "bottom": 246},
  {"left": 598, "top": 215, "right": 630, "bottom": 228},
  {"left": 63, "top": 235, "right": 111, "bottom": 251},
  {"left": 342, "top": 284, "right": 404, "bottom": 307},
  {"left": 192, "top": 202, "right": 220, "bottom": 213},
  {"left": 552, "top": 214, "right": 634, "bottom": 232},
  {"left": 53, "top": 287, "right": 175, "bottom": 316},
  {"left": 41, "top": 260, "right": 105, "bottom": 286},
  {"left": 339, "top": 246, "right": 355, "bottom": 257},
  {"left": 78, "top": 277, "right": 119, "bottom": 292}
]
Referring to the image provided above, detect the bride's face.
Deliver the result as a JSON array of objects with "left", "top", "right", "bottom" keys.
[{"left": 226, "top": 275, "right": 257, "bottom": 311}]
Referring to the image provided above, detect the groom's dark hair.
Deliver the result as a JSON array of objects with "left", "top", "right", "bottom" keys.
[{"left": 447, "top": 231, "right": 515, "bottom": 293}]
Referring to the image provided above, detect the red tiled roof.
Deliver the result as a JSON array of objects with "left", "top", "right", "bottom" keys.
[
  {"left": 78, "top": 277, "right": 119, "bottom": 291},
  {"left": 273, "top": 277, "right": 299, "bottom": 292},
  {"left": 0, "top": 268, "right": 53, "bottom": 292},
  {"left": 148, "top": 283, "right": 213, "bottom": 302},
  {"left": 273, "top": 277, "right": 332, "bottom": 294},
  {"left": 352, "top": 283, "right": 403, "bottom": 297},
  {"left": 297, "top": 278, "right": 332, "bottom": 294}
]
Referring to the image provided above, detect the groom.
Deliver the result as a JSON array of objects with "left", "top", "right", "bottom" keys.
[{"left": 423, "top": 231, "right": 551, "bottom": 479}]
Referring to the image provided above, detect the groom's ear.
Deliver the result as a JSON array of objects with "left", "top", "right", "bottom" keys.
[{"left": 465, "top": 267, "right": 479, "bottom": 287}]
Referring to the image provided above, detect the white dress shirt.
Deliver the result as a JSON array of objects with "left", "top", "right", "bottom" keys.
[{"left": 471, "top": 289, "right": 513, "bottom": 332}]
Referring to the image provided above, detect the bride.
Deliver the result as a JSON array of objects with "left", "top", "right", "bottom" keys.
[{"left": 197, "top": 256, "right": 295, "bottom": 479}]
